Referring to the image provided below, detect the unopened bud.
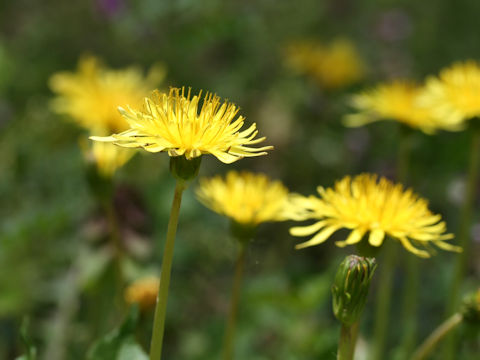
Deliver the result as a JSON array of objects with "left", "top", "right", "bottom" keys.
[
  {"left": 460, "top": 288, "right": 480, "bottom": 324},
  {"left": 332, "top": 255, "right": 377, "bottom": 326}
]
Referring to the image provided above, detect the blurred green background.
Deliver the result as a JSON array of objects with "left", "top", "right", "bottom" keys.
[{"left": 1, "top": 0, "right": 479, "bottom": 359}]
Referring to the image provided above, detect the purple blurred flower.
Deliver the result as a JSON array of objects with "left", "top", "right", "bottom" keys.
[{"left": 97, "top": 0, "right": 124, "bottom": 17}]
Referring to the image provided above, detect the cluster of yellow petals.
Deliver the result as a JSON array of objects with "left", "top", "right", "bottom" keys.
[
  {"left": 289, "top": 174, "right": 461, "bottom": 258},
  {"left": 344, "top": 81, "right": 462, "bottom": 134},
  {"left": 124, "top": 277, "right": 160, "bottom": 310},
  {"left": 196, "top": 171, "right": 292, "bottom": 226},
  {"left": 91, "top": 88, "right": 272, "bottom": 164},
  {"left": 284, "top": 38, "right": 365, "bottom": 89},
  {"left": 49, "top": 56, "right": 164, "bottom": 135},
  {"left": 420, "top": 61, "right": 480, "bottom": 126}
]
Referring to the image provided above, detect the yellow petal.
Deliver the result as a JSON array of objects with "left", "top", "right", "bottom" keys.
[
  {"left": 335, "top": 228, "right": 366, "bottom": 247},
  {"left": 398, "top": 237, "right": 430, "bottom": 258},
  {"left": 434, "top": 241, "right": 462, "bottom": 253},
  {"left": 90, "top": 135, "right": 117, "bottom": 142},
  {"left": 368, "top": 228, "right": 385, "bottom": 247},
  {"left": 289, "top": 221, "right": 328, "bottom": 237},
  {"left": 295, "top": 225, "right": 340, "bottom": 249}
]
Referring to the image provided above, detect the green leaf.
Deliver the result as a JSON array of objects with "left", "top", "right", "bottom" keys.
[
  {"left": 15, "top": 318, "right": 37, "bottom": 360},
  {"left": 117, "top": 338, "right": 149, "bottom": 360},
  {"left": 87, "top": 306, "right": 143, "bottom": 360}
]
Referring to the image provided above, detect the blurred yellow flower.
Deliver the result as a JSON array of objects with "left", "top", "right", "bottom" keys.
[
  {"left": 91, "top": 87, "right": 272, "bottom": 164},
  {"left": 344, "top": 81, "right": 462, "bottom": 134},
  {"left": 50, "top": 56, "right": 164, "bottom": 134},
  {"left": 289, "top": 174, "right": 460, "bottom": 258},
  {"left": 284, "top": 38, "right": 365, "bottom": 89},
  {"left": 124, "top": 276, "right": 160, "bottom": 310},
  {"left": 196, "top": 171, "right": 291, "bottom": 226},
  {"left": 421, "top": 61, "right": 480, "bottom": 126},
  {"left": 82, "top": 140, "right": 135, "bottom": 177}
]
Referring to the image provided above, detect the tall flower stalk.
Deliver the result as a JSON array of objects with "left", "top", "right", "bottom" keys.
[
  {"left": 288, "top": 173, "right": 461, "bottom": 359},
  {"left": 338, "top": 322, "right": 360, "bottom": 360},
  {"left": 50, "top": 56, "right": 160, "bottom": 308},
  {"left": 84, "top": 143, "right": 135, "bottom": 307},
  {"left": 332, "top": 256, "right": 377, "bottom": 360},
  {"left": 374, "top": 125, "right": 415, "bottom": 360},
  {"left": 397, "top": 126, "right": 420, "bottom": 359},
  {"left": 371, "top": 240, "right": 396, "bottom": 360},
  {"left": 149, "top": 176, "right": 186, "bottom": 359},
  {"left": 442, "top": 127, "right": 480, "bottom": 359},
  {"left": 420, "top": 61, "right": 480, "bottom": 359},
  {"left": 412, "top": 313, "right": 463, "bottom": 360},
  {"left": 413, "top": 288, "right": 480, "bottom": 360},
  {"left": 91, "top": 88, "right": 272, "bottom": 359},
  {"left": 196, "top": 171, "right": 292, "bottom": 359},
  {"left": 342, "top": 78, "right": 465, "bottom": 359},
  {"left": 222, "top": 240, "right": 247, "bottom": 360},
  {"left": 147, "top": 155, "right": 202, "bottom": 359}
]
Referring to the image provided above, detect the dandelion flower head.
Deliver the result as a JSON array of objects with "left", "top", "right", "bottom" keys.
[
  {"left": 284, "top": 38, "right": 365, "bottom": 89},
  {"left": 91, "top": 87, "right": 272, "bottom": 164},
  {"left": 196, "top": 171, "right": 291, "bottom": 226},
  {"left": 124, "top": 276, "right": 160, "bottom": 310},
  {"left": 50, "top": 56, "right": 164, "bottom": 134},
  {"left": 289, "top": 174, "right": 460, "bottom": 258},
  {"left": 420, "top": 61, "right": 480, "bottom": 126},
  {"left": 344, "top": 80, "right": 462, "bottom": 133}
]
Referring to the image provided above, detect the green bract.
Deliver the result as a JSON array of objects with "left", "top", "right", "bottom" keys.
[
  {"left": 169, "top": 155, "right": 202, "bottom": 181},
  {"left": 332, "top": 255, "right": 377, "bottom": 326}
]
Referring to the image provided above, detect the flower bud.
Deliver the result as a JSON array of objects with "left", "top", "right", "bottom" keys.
[
  {"left": 460, "top": 288, "right": 480, "bottom": 324},
  {"left": 125, "top": 277, "right": 160, "bottom": 311},
  {"left": 332, "top": 255, "right": 377, "bottom": 326},
  {"left": 169, "top": 155, "right": 202, "bottom": 181}
]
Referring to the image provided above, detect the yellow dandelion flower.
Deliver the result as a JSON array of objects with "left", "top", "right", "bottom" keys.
[
  {"left": 124, "top": 276, "right": 160, "bottom": 310},
  {"left": 196, "top": 171, "right": 291, "bottom": 226},
  {"left": 420, "top": 61, "right": 480, "bottom": 126},
  {"left": 91, "top": 87, "right": 272, "bottom": 164},
  {"left": 289, "top": 174, "right": 461, "bottom": 258},
  {"left": 82, "top": 140, "right": 135, "bottom": 177},
  {"left": 284, "top": 40, "right": 323, "bottom": 75},
  {"left": 49, "top": 56, "right": 164, "bottom": 134},
  {"left": 284, "top": 38, "right": 365, "bottom": 89},
  {"left": 344, "top": 81, "right": 462, "bottom": 134}
]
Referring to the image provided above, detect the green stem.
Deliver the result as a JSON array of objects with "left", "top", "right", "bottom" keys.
[
  {"left": 222, "top": 242, "right": 247, "bottom": 360},
  {"left": 412, "top": 313, "right": 463, "bottom": 360},
  {"left": 396, "top": 126, "right": 420, "bottom": 359},
  {"left": 399, "top": 255, "right": 419, "bottom": 358},
  {"left": 149, "top": 180, "right": 186, "bottom": 360},
  {"left": 396, "top": 124, "right": 410, "bottom": 184},
  {"left": 442, "top": 128, "right": 480, "bottom": 360},
  {"left": 337, "top": 322, "right": 359, "bottom": 360},
  {"left": 372, "top": 240, "right": 397, "bottom": 360}
]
